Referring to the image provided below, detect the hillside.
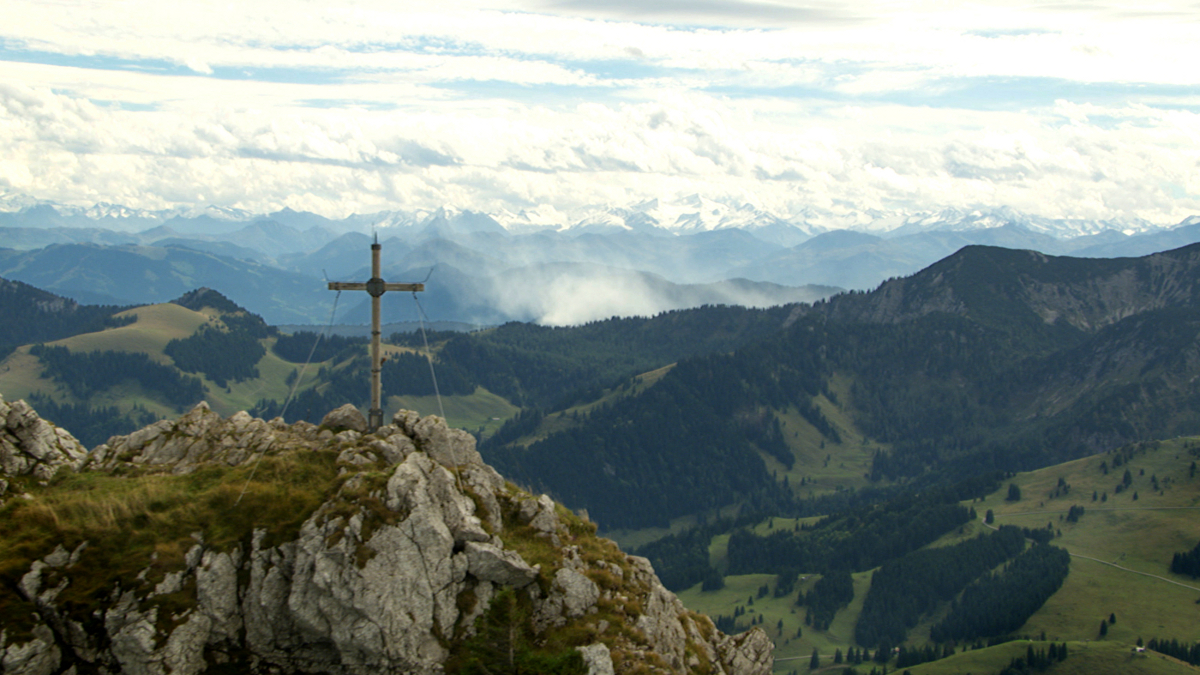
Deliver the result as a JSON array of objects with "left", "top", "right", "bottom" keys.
[
  {"left": 11, "top": 243, "right": 1200, "bottom": 530},
  {"left": 0, "top": 396, "right": 773, "bottom": 675},
  {"left": 0, "top": 244, "right": 327, "bottom": 324},
  {"left": 0, "top": 277, "right": 132, "bottom": 359},
  {"left": 6, "top": 197, "right": 1200, "bottom": 299},
  {"left": 5, "top": 252, "right": 1200, "bottom": 673},
  {"left": 674, "top": 437, "right": 1200, "bottom": 673},
  {"left": 483, "top": 243, "right": 1200, "bottom": 529}
]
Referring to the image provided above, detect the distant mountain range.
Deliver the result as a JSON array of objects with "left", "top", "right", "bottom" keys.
[{"left": 3, "top": 193, "right": 1199, "bottom": 325}]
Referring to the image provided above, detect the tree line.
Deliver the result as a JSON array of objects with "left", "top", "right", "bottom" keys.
[
  {"left": 1147, "top": 637, "right": 1200, "bottom": 666},
  {"left": 164, "top": 315, "right": 267, "bottom": 388},
  {"left": 0, "top": 277, "right": 133, "bottom": 360},
  {"left": 854, "top": 526, "right": 1028, "bottom": 647},
  {"left": 272, "top": 331, "right": 366, "bottom": 364},
  {"left": 801, "top": 569, "right": 853, "bottom": 630},
  {"left": 929, "top": 543, "right": 1071, "bottom": 643},
  {"left": 252, "top": 349, "right": 476, "bottom": 424},
  {"left": 725, "top": 495, "right": 974, "bottom": 577},
  {"left": 30, "top": 344, "right": 204, "bottom": 408},
  {"left": 1169, "top": 539, "right": 1200, "bottom": 578},
  {"left": 484, "top": 349, "right": 810, "bottom": 529}
]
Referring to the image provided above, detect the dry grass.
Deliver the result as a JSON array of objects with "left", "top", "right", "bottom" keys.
[
  {"left": 0, "top": 446, "right": 343, "bottom": 635},
  {"left": 57, "top": 304, "right": 209, "bottom": 359}
]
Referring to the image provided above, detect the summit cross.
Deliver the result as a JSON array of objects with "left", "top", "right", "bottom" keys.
[{"left": 328, "top": 237, "right": 424, "bottom": 431}]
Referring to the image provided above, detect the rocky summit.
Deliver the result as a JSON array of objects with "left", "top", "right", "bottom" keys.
[{"left": 0, "top": 394, "right": 772, "bottom": 675}]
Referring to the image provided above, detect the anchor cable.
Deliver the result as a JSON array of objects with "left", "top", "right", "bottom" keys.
[
  {"left": 412, "top": 274, "right": 445, "bottom": 420},
  {"left": 235, "top": 281, "right": 342, "bottom": 506}
]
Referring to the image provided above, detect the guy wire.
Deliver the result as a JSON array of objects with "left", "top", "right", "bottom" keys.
[{"left": 235, "top": 282, "right": 342, "bottom": 506}]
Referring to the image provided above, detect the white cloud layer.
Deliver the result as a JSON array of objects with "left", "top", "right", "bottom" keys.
[{"left": 2, "top": 0, "right": 1199, "bottom": 223}]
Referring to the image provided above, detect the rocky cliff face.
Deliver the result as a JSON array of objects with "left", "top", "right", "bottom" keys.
[{"left": 0, "top": 395, "right": 772, "bottom": 675}]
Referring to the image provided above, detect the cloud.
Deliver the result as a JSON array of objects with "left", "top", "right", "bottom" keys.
[
  {"left": 1, "top": 0, "right": 1199, "bottom": 224},
  {"left": 540, "top": 0, "right": 865, "bottom": 26}
]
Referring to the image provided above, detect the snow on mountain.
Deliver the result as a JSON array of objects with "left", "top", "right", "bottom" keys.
[
  {"left": 172, "top": 204, "right": 257, "bottom": 222},
  {"left": 559, "top": 195, "right": 818, "bottom": 242},
  {"left": 873, "top": 206, "right": 1165, "bottom": 239},
  {"left": 492, "top": 204, "right": 567, "bottom": 233},
  {"left": 0, "top": 191, "right": 1190, "bottom": 242},
  {"left": 0, "top": 193, "right": 258, "bottom": 226},
  {"left": 356, "top": 210, "right": 427, "bottom": 230},
  {"left": 0, "top": 192, "right": 48, "bottom": 213},
  {"left": 641, "top": 194, "right": 780, "bottom": 233}
]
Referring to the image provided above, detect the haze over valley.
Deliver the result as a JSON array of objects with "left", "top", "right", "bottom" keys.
[{"left": 5, "top": 195, "right": 1200, "bottom": 327}]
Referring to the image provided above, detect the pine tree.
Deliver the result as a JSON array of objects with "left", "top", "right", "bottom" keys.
[{"left": 810, "top": 648, "right": 820, "bottom": 669}]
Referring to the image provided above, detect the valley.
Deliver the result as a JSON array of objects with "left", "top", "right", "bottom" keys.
[{"left": 5, "top": 240, "right": 1200, "bottom": 674}]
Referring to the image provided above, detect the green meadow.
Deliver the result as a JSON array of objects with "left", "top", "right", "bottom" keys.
[{"left": 667, "top": 437, "right": 1200, "bottom": 674}]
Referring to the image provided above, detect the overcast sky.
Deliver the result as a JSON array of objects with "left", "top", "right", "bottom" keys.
[{"left": 2, "top": 0, "right": 1199, "bottom": 225}]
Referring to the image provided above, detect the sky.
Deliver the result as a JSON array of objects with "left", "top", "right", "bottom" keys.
[{"left": 2, "top": 0, "right": 1200, "bottom": 226}]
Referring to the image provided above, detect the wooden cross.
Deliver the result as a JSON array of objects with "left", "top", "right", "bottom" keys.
[{"left": 328, "top": 237, "right": 424, "bottom": 431}]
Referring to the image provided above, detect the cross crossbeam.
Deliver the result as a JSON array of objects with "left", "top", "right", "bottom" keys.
[{"left": 328, "top": 238, "right": 424, "bottom": 431}]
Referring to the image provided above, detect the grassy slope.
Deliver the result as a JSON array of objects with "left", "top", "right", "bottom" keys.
[
  {"left": 0, "top": 304, "right": 524, "bottom": 429},
  {"left": 60, "top": 305, "right": 209, "bottom": 358},
  {"left": 898, "top": 640, "right": 1199, "bottom": 675},
  {"left": 670, "top": 437, "right": 1200, "bottom": 674},
  {"left": 387, "top": 388, "right": 520, "bottom": 437},
  {"left": 679, "top": 570, "right": 876, "bottom": 670},
  {"left": 0, "top": 304, "right": 211, "bottom": 414},
  {"left": 978, "top": 437, "right": 1200, "bottom": 647},
  {"left": 607, "top": 373, "right": 891, "bottom": 551},
  {"left": 0, "top": 448, "right": 343, "bottom": 638}
]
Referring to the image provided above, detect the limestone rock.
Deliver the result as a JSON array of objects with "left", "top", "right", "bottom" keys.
[
  {"left": 322, "top": 404, "right": 368, "bottom": 433},
  {"left": 390, "top": 409, "right": 420, "bottom": 436},
  {"left": 554, "top": 568, "right": 600, "bottom": 619},
  {"left": 89, "top": 403, "right": 281, "bottom": 474},
  {"left": 1, "top": 625, "right": 61, "bottom": 675},
  {"left": 577, "top": 643, "right": 615, "bottom": 675},
  {"left": 410, "top": 415, "right": 481, "bottom": 467},
  {"left": 519, "top": 493, "right": 562, "bottom": 535},
  {"left": 0, "top": 401, "right": 775, "bottom": 675},
  {"left": 717, "top": 628, "right": 775, "bottom": 675},
  {"left": 0, "top": 394, "right": 88, "bottom": 480},
  {"left": 464, "top": 542, "right": 537, "bottom": 587}
]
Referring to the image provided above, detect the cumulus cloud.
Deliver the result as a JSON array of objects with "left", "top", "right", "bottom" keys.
[{"left": 1, "top": 0, "right": 1199, "bottom": 223}]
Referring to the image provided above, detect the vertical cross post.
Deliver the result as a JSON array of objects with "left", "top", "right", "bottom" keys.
[{"left": 328, "top": 237, "right": 424, "bottom": 431}]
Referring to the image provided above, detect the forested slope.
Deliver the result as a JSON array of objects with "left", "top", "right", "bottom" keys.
[
  {"left": 0, "top": 277, "right": 132, "bottom": 359},
  {"left": 484, "top": 243, "right": 1200, "bottom": 530}
]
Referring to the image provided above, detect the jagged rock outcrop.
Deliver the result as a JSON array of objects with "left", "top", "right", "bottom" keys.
[
  {"left": 0, "top": 393, "right": 88, "bottom": 487},
  {"left": 1, "top": 403, "right": 773, "bottom": 675}
]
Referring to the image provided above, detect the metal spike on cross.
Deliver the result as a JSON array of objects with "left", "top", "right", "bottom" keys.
[{"left": 327, "top": 235, "right": 424, "bottom": 431}]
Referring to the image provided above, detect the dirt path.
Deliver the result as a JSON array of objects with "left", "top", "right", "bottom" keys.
[
  {"left": 1066, "top": 552, "right": 1200, "bottom": 592},
  {"left": 987, "top": 507, "right": 1200, "bottom": 593}
]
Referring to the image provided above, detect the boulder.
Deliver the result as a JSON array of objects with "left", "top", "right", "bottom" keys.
[
  {"left": 554, "top": 568, "right": 600, "bottom": 619},
  {"left": 464, "top": 542, "right": 538, "bottom": 588},
  {"left": 0, "top": 394, "right": 87, "bottom": 480},
  {"left": 321, "top": 404, "right": 368, "bottom": 433},
  {"left": 576, "top": 643, "right": 615, "bottom": 675},
  {"left": 411, "top": 415, "right": 481, "bottom": 467}
]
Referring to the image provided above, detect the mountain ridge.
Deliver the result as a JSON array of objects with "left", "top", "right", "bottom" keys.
[{"left": 0, "top": 396, "right": 774, "bottom": 675}]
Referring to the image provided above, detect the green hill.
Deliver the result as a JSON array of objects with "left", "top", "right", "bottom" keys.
[{"left": 672, "top": 437, "right": 1200, "bottom": 673}]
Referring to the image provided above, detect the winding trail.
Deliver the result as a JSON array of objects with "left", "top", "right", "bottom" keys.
[
  {"left": 988, "top": 506, "right": 1200, "bottom": 593},
  {"left": 1066, "top": 552, "right": 1200, "bottom": 592}
]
